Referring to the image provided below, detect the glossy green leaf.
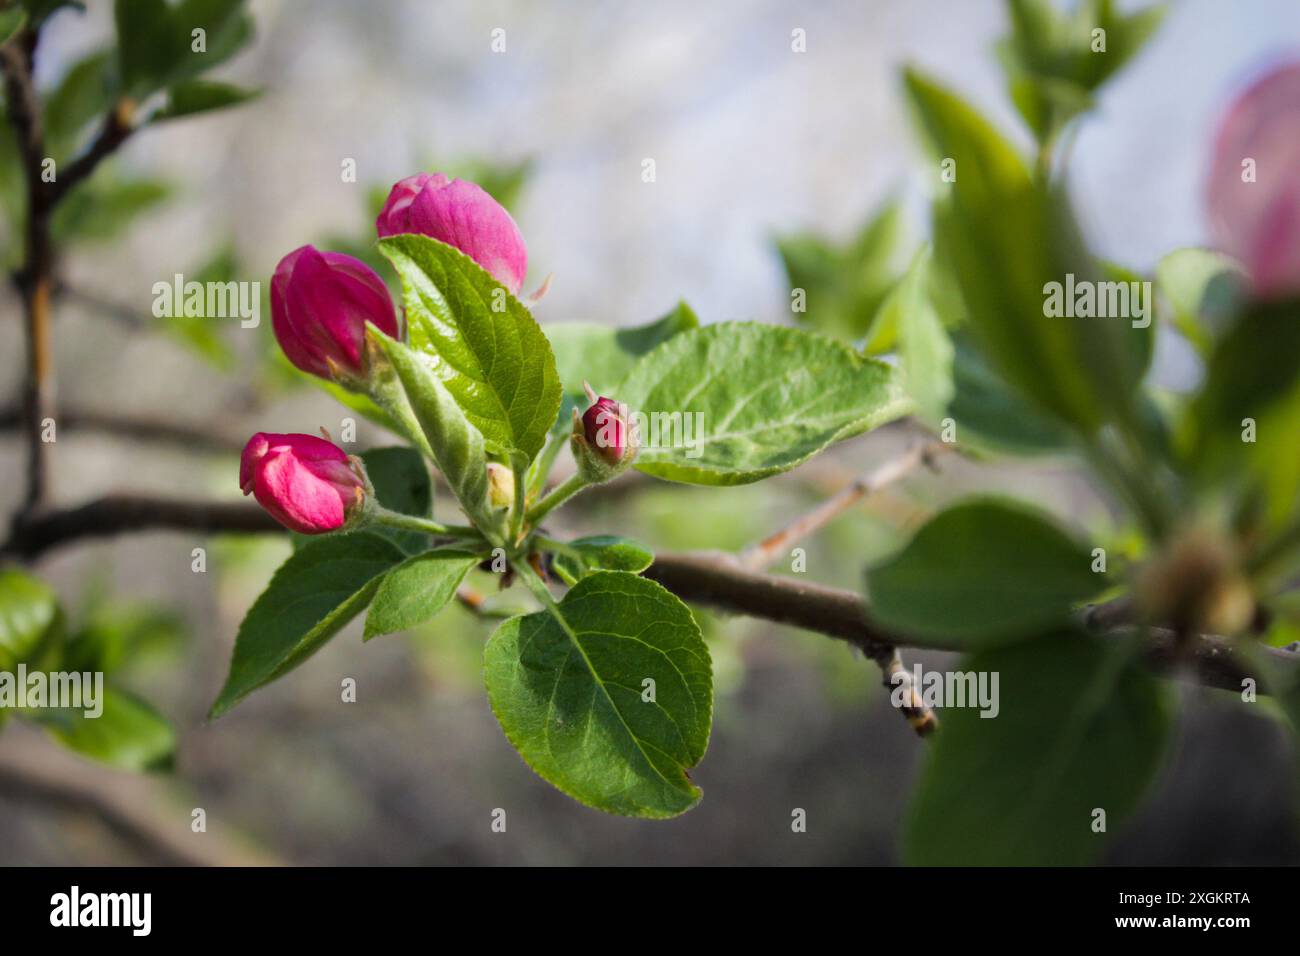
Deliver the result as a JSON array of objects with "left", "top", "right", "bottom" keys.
[
  {"left": 904, "top": 632, "right": 1172, "bottom": 865},
  {"left": 867, "top": 499, "right": 1105, "bottom": 645},
  {"left": 153, "top": 78, "right": 258, "bottom": 121},
  {"left": 37, "top": 688, "right": 175, "bottom": 772},
  {"left": 210, "top": 532, "right": 406, "bottom": 717},
  {"left": 363, "top": 549, "right": 478, "bottom": 639},
  {"left": 551, "top": 535, "right": 654, "bottom": 584},
  {"left": 0, "top": 568, "right": 60, "bottom": 672},
  {"left": 485, "top": 571, "right": 712, "bottom": 818},
  {"left": 616, "top": 322, "right": 911, "bottom": 485},
  {"left": 379, "top": 233, "right": 561, "bottom": 462},
  {"left": 903, "top": 68, "right": 1140, "bottom": 435},
  {"left": 369, "top": 328, "right": 496, "bottom": 531}
]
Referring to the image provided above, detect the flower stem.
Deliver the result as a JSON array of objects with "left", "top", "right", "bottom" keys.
[
  {"left": 524, "top": 472, "right": 587, "bottom": 527},
  {"left": 372, "top": 507, "right": 478, "bottom": 539}
]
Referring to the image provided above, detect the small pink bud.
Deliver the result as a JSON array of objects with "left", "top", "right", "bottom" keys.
[
  {"left": 1207, "top": 61, "right": 1300, "bottom": 299},
  {"left": 376, "top": 173, "right": 528, "bottom": 294},
  {"left": 240, "top": 432, "right": 368, "bottom": 535},
  {"left": 582, "top": 395, "right": 632, "bottom": 466},
  {"left": 271, "top": 245, "right": 400, "bottom": 381}
]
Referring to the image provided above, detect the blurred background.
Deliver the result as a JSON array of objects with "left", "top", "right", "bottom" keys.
[{"left": 2, "top": 0, "right": 1299, "bottom": 865}]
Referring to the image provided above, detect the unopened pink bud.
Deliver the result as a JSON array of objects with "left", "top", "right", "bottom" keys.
[
  {"left": 376, "top": 173, "right": 528, "bottom": 294},
  {"left": 240, "top": 432, "right": 367, "bottom": 534},
  {"left": 1207, "top": 61, "right": 1300, "bottom": 299},
  {"left": 271, "top": 245, "right": 400, "bottom": 381},
  {"left": 582, "top": 396, "right": 632, "bottom": 466}
]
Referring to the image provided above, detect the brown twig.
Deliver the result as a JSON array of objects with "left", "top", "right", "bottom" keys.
[
  {"left": 734, "top": 442, "right": 945, "bottom": 734},
  {"left": 0, "top": 403, "right": 247, "bottom": 453},
  {"left": 1, "top": 30, "right": 55, "bottom": 509},
  {"left": 2, "top": 496, "right": 1293, "bottom": 702},
  {"left": 738, "top": 441, "right": 942, "bottom": 571},
  {"left": 45, "top": 97, "right": 136, "bottom": 206},
  {"left": 0, "top": 727, "right": 281, "bottom": 866}
]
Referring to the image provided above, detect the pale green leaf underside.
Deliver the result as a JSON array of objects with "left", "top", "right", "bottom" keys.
[
  {"left": 546, "top": 301, "right": 700, "bottom": 400},
  {"left": 210, "top": 533, "right": 406, "bottom": 717},
  {"left": 616, "top": 322, "right": 912, "bottom": 485},
  {"left": 370, "top": 329, "right": 495, "bottom": 530},
  {"left": 364, "top": 549, "right": 478, "bottom": 639},
  {"left": 904, "top": 633, "right": 1172, "bottom": 865},
  {"left": 379, "top": 234, "right": 561, "bottom": 462},
  {"left": 485, "top": 571, "right": 712, "bottom": 818}
]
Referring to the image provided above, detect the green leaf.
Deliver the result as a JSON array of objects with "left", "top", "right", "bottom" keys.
[
  {"left": 63, "top": 601, "right": 185, "bottom": 675},
  {"left": 552, "top": 535, "right": 654, "bottom": 584},
  {"left": 1155, "top": 248, "right": 1245, "bottom": 357},
  {"left": 153, "top": 78, "right": 258, "bottom": 121},
  {"left": 210, "top": 532, "right": 406, "bottom": 717},
  {"left": 379, "top": 233, "right": 561, "bottom": 462},
  {"left": 51, "top": 172, "right": 172, "bottom": 244},
  {"left": 363, "top": 549, "right": 478, "bottom": 639},
  {"left": 44, "top": 51, "right": 116, "bottom": 163},
  {"left": 115, "top": 0, "right": 254, "bottom": 99},
  {"left": 775, "top": 199, "right": 904, "bottom": 344},
  {"left": 37, "top": 688, "right": 175, "bottom": 772},
  {"left": 867, "top": 499, "right": 1105, "bottom": 645},
  {"left": 0, "top": 568, "right": 60, "bottom": 671},
  {"left": 360, "top": 446, "right": 433, "bottom": 553},
  {"left": 485, "top": 571, "right": 712, "bottom": 818},
  {"left": 947, "top": 329, "right": 1072, "bottom": 454},
  {"left": 616, "top": 322, "right": 911, "bottom": 485},
  {"left": 369, "top": 329, "right": 495, "bottom": 531},
  {"left": 0, "top": 8, "right": 28, "bottom": 47},
  {"left": 546, "top": 301, "right": 699, "bottom": 401},
  {"left": 904, "top": 632, "right": 1172, "bottom": 865},
  {"left": 892, "top": 247, "right": 955, "bottom": 423}
]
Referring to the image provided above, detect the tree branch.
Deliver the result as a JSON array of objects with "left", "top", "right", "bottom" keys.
[
  {"left": 738, "top": 441, "right": 942, "bottom": 571},
  {"left": 45, "top": 98, "right": 136, "bottom": 207},
  {"left": 3, "top": 495, "right": 1293, "bottom": 702},
  {"left": 0, "top": 403, "right": 246, "bottom": 453}
]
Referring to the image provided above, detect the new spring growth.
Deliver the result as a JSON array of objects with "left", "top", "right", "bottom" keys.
[
  {"left": 571, "top": 382, "right": 638, "bottom": 484},
  {"left": 376, "top": 172, "right": 529, "bottom": 296},
  {"left": 271, "top": 245, "right": 401, "bottom": 385},
  {"left": 1207, "top": 60, "right": 1300, "bottom": 299},
  {"left": 241, "top": 432, "right": 372, "bottom": 534},
  {"left": 486, "top": 462, "right": 516, "bottom": 510}
]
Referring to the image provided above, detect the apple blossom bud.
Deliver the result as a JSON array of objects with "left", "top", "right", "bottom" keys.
[
  {"left": 376, "top": 173, "right": 528, "bottom": 294},
  {"left": 570, "top": 384, "right": 638, "bottom": 483},
  {"left": 486, "top": 462, "right": 516, "bottom": 510},
  {"left": 1207, "top": 61, "right": 1300, "bottom": 299},
  {"left": 271, "top": 245, "right": 401, "bottom": 382},
  {"left": 240, "top": 432, "right": 370, "bottom": 535},
  {"left": 582, "top": 396, "right": 632, "bottom": 466}
]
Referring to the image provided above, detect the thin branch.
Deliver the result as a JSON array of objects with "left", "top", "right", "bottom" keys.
[
  {"left": 739, "top": 441, "right": 942, "bottom": 570},
  {"left": 45, "top": 98, "right": 136, "bottom": 207},
  {"left": 0, "top": 403, "right": 246, "bottom": 453},
  {"left": 3, "top": 495, "right": 1294, "bottom": 701},
  {"left": 1, "top": 29, "right": 55, "bottom": 509},
  {"left": 0, "top": 728, "right": 281, "bottom": 866}
]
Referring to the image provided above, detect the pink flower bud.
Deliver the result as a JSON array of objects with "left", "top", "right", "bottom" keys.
[
  {"left": 271, "top": 245, "right": 400, "bottom": 381},
  {"left": 582, "top": 396, "right": 632, "bottom": 466},
  {"left": 376, "top": 173, "right": 528, "bottom": 294},
  {"left": 240, "top": 432, "right": 368, "bottom": 535},
  {"left": 1207, "top": 61, "right": 1300, "bottom": 299}
]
